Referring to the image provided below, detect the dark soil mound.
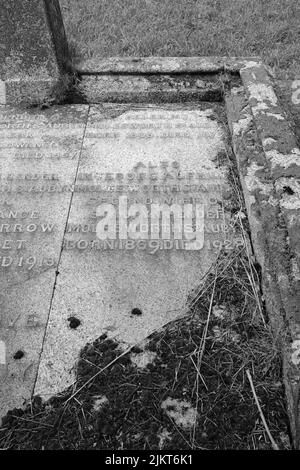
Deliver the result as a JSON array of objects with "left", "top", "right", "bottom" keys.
[{"left": 0, "top": 250, "right": 290, "bottom": 450}]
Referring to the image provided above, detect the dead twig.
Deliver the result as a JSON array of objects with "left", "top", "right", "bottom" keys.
[{"left": 246, "top": 369, "right": 279, "bottom": 450}]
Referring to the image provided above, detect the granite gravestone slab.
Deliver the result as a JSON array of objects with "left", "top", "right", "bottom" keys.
[
  {"left": 35, "top": 103, "right": 243, "bottom": 398},
  {"left": 0, "top": 0, "right": 70, "bottom": 105},
  {"left": 0, "top": 105, "right": 88, "bottom": 418}
]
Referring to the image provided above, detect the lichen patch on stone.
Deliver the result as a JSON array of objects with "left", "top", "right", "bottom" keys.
[
  {"left": 244, "top": 162, "right": 273, "bottom": 195},
  {"left": 265, "top": 148, "right": 300, "bottom": 169},
  {"left": 276, "top": 178, "right": 300, "bottom": 210},
  {"left": 291, "top": 259, "right": 300, "bottom": 281},
  {"left": 247, "top": 83, "right": 278, "bottom": 115},
  {"left": 265, "top": 112, "right": 285, "bottom": 121},
  {"left": 291, "top": 339, "right": 300, "bottom": 366},
  {"left": 263, "top": 138, "right": 277, "bottom": 147},
  {"left": 232, "top": 115, "right": 252, "bottom": 136},
  {"left": 241, "top": 61, "right": 263, "bottom": 71}
]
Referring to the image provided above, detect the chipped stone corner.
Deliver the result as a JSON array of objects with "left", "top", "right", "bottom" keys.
[{"left": 226, "top": 62, "right": 300, "bottom": 448}]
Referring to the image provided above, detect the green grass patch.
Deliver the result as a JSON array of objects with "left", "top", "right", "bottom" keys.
[{"left": 60, "top": 0, "right": 300, "bottom": 77}]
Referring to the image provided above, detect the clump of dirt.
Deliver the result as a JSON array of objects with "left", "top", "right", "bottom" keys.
[
  {"left": 68, "top": 316, "right": 81, "bottom": 329},
  {"left": 0, "top": 249, "right": 290, "bottom": 450}
]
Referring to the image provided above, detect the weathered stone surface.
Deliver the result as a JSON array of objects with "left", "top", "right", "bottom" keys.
[
  {"left": 0, "top": 0, "right": 70, "bottom": 105},
  {"left": 275, "top": 79, "right": 300, "bottom": 145},
  {"left": 0, "top": 105, "right": 88, "bottom": 419},
  {"left": 0, "top": 54, "right": 299, "bottom": 448},
  {"left": 240, "top": 65, "right": 300, "bottom": 180},
  {"left": 76, "top": 56, "right": 261, "bottom": 75},
  {"left": 226, "top": 62, "right": 300, "bottom": 447},
  {"left": 78, "top": 74, "right": 223, "bottom": 103},
  {"left": 34, "top": 102, "right": 241, "bottom": 398}
]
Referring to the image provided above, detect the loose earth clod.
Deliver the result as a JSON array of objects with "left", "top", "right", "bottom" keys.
[
  {"left": 131, "top": 308, "right": 143, "bottom": 316},
  {"left": 67, "top": 316, "right": 81, "bottom": 329},
  {"left": 13, "top": 350, "right": 24, "bottom": 360}
]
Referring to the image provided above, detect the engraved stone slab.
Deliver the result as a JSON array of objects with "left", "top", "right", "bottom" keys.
[
  {"left": 0, "top": 105, "right": 88, "bottom": 419},
  {"left": 35, "top": 103, "right": 242, "bottom": 398}
]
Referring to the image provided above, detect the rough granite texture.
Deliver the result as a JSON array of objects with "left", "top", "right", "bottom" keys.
[{"left": 0, "top": 0, "right": 70, "bottom": 105}]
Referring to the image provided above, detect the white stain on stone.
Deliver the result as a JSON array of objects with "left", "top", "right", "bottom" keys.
[
  {"left": 161, "top": 398, "right": 197, "bottom": 429},
  {"left": 0, "top": 341, "right": 5, "bottom": 365},
  {"left": 0, "top": 81, "right": 6, "bottom": 105},
  {"left": 291, "top": 80, "right": 300, "bottom": 105},
  {"left": 152, "top": 58, "right": 181, "bottom": 71},
  {"left": 291, "top": 339, "right": 300, "bottom": 365},
  {"left": 241, "top": 61, "right": 262, "bottom": 70},
  {"left": 92, "top": 395, "right": 109, "bottom": 412},
  {"left": 131, "top": 350, "right": 157, "bottom": 369},
  {"left": 285, "top": 214, "right": 299, "bottom": 225},
  {"left": 233, "top": 115, "right": 252, "bottom": 136},
  {"left": 277, "top": 273, "right": 290, "bottom": 291},
  {"left": 231, "top": 86, "right": 244, "bottom": 96},
  {"left": 265, "top": 112, "right": 284, "bottom": 121},
  {"left": 276, "top": 178, "right": 300, "bottom": 210},
  {"left": 263, "top": 138, "right": 277, "bottom": 147},
  {"left": 291, "top": 258, "right": 300, "bottom": 281},
  {"left": 247, "top": 83, "right": 278, "bottom": 115},
  {"left": 280, "top": 198, "right": 300, "bottom": 210},
  {"left": 265, "top": 148, "right": 300, "bottom": 169}
]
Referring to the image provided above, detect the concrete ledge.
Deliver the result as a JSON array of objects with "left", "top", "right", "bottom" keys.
[
  {"left": 77, "top": 74, "right": 223, "bottom": 104},
  {"left": 76, "top": 56, "right": 262, "bottom": 75}
]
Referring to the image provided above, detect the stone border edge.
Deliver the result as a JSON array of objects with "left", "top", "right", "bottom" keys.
[
  {"left": 225, "top": 61, "right": 300, "bottom": 448},
  {"left": 1, "top": 56, "right": 261, "bottom": 106},
  {"left": 76, "top": 56, "right": 261, "bottom": 75}
]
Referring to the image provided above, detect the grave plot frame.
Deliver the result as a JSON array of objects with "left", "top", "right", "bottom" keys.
[
  {"left": 1, "top": 52, "right": 299, "bottom": 446},
  {"left": 75, "top": 56, "right": 300, "bottom": 447}
]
